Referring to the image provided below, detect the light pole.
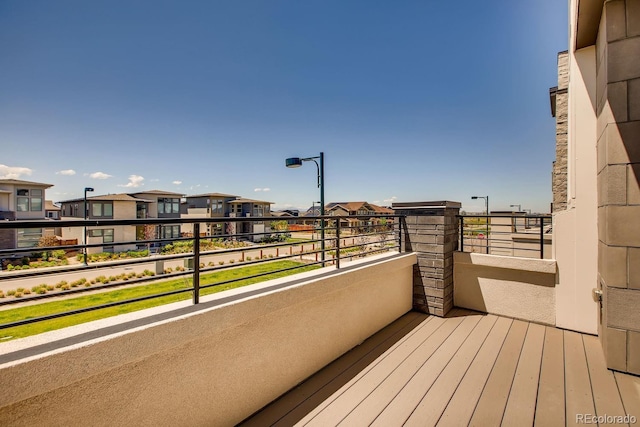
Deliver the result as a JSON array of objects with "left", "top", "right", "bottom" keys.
[
  {"left": 471, "top": 195, "right": 489, "bottom": 254},
  {"left": 83, "top": 187, "right": 94, "bottom": 266},
  {"left": 286, "top": 152, "right": 325, "bottom": 264},
  {"left": 510, "top": 204, "right": 522, "bottom": 212}
]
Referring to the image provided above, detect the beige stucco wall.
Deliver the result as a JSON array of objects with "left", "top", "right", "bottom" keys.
[
  {"left": 0, "top": 253, "right": 415, "bottom": 426},
  {"left": 453, "top": 252, "right": 557, "bottom": 326},
  {"left": 552, "top": 5, "right": 600, "bottom": 335}
]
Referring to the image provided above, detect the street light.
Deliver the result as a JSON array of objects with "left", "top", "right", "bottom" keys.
[
  {"left": 83, "top": 187, "right": 94, "bottom": 266},
  {"left": 510, "top": 204, "right": 522, "bottom": 212},
  {"left": 471, "top": 195, "right": 489, "bottom": 254},
  {"left": 286, "top": 153, "right": 325, "bottom": 264}
]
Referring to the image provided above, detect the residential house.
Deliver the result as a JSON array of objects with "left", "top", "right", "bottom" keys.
[
  {"left": 0, "top": 179, "right": 53, "bottom": 250},
  {"left": 325, "top": 201, "right": 394, "bottom": 233},
  {"left": 181, "top": 193, "right": 272, "bottom": 241},
  {"left": 60, "top": 190, "right": 185, "bottom": 253},
  {"left": 550, "top": 0, "right": 640, "bottom": 375}
]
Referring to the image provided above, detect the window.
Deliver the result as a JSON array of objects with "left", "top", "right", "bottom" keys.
[
  {"left": 253, "top": 204, "right": 264, "bottom": 217},
  {"left": 158, "top": 198, "right": 180, "bottom": 214},
  {"left": 17, "top": 228, "right": 42, "bottom": 248},
  {"left": 16, "top": 188, "right": 43, "bottom": 212},
  {"left": 89, "top": 228, "right": 114, "bottom": 243},
  {"left": 91, "top": 202, "right": 113, "bottom": 218},
  {"left": 160, "top": 225, "right": 180, "bottom": 239}
]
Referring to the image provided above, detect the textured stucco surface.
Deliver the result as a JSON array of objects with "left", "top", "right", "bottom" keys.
[{"left": 0, "top": 253, "right": 416, "bottom": 426}]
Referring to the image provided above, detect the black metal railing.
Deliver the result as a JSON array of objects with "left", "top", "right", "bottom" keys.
[
  {"left": 0, "top": 214, "right": 403, "bottom": 331},
  {"left": 457, "top": 214, "right": 552, "bottom": 259}
]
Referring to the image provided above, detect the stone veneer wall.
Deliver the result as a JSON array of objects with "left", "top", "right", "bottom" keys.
[
  {"left": 392, "top": 201, "right": 460, "bottom": 316},
  {"left": 596, "top": 0, "right": 640, "bottom": 375},
  {"left": 552, "top": 51, "right": 569, "bottom": 213}
]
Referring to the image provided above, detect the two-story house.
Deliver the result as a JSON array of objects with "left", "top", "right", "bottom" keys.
[
  {"left": 59, "top": 190, "right": 184, "bottom": 253},
  {"left": 325, "top": 201, "right": 394, "bottom": 233},
  {"left": 0, "top": 179, "right": 53, "bottom": 250},
  {"left": 181, "top": 193, "right": 272, "bottom": 242}
]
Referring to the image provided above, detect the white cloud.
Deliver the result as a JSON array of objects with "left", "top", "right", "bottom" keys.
[
  {"left": 90, "top": 171, "right": 113, "bottom": 180},
  {"left": 254, "top": 187, "right": 270, "bottom": 192},
  {"left": 56, "top": 169, "right": 76, "bottom": 176},
  {"left": 118, "top": 175, "right": 145, "bottom": 188},
  {"left": 149, "top": 178, "right": 160, "bottom": 182},
  {"left": 0, "top": 164, "right": 33, "bottom": 179},
  {"left": 172, "top": 180, "right": 182, "bottom": 185},
  {"left": 383, "top": 196, "right": 398, "bottom": 203}
]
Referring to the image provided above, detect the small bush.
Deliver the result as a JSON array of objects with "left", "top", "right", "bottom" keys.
[
  {"left": 218, "top": 261, "right": 224, "bottom": 265},
  {"left": 0, "top": 291, "right": 4, "bottom": 298},
  {"left": 46, "top": 285, "right": 54, "bottom": 291},
  {"left": 61, "top": 284, "right": 70, "bottom": 290},
  {"left": 23, "top": 289, "right": 31, "bottom": 295},
  {"left": 14, "top": 292, "right": 23, "bottom": 298},
  {"left": 16, "top": 288, "right": 25, "bottom": 293},
  {"left": 36, "top": 288, "right": 47, "bottom": 294},
  {"left": 246, "top": 256, "right": 252, "bottom": 261},
  {"left": 229, "top": 259, "right": 235, "bottom": 264},
  {"left": 7, "top": 290, "right": 16, "bottom": 296}
]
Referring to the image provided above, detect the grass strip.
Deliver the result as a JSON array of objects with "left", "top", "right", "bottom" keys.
[{"left": 0, "top": 260, "right": 318, "bottom": 341}]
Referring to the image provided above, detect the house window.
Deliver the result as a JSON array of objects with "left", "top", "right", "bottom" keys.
[
  {"left": 158, "top": 198, "right": 180, "bottom": 214},
  {"left": 89, "top": 228, "right": 114, "bottom": 243},
  {"left": 16, "top": 189, "right": 43, "bottom": 212},
  {"left": 91, "top": 202, "right": 113, "bottom": 218},
  {"left": 253, "top": 204, "right": 264, "bottom": 217},
  {"left": 160, "top": 225, "right": 180, "bottom": 239},
  {"left": 210, "top": 199, "right": 224, "bottom": 214},
  {"left": 17, "top": 228, "right": 43, "bottom": 248}
]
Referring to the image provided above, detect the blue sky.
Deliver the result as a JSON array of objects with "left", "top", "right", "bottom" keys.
[{"left": 0, "top": 0, "right": 567, "bottom": 213}]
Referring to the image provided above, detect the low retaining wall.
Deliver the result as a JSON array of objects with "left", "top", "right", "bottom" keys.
[
  {"left": 453, "top": 252, "right": 557, "bottom": 325},
  {"left": 0, "top": 253, "right": 416, "bottom": 426}
]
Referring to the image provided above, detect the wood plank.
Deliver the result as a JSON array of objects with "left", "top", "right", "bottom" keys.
[
  {"left": 502, "top": 322, "right": 546, "bottom": 426},
  {"left": 436, "top": 316, "right": 513, "bottom": 427},
  {"left": 404, "top": 315, "right": 503, "bottom": 426},
  {"left": 468, "top": 320, "right": 529, "bottom": 426},
  {"left": 614, "top": 372, "right": 640, "bottom": 421},
  {"left": 369, "top": 314, "right": 484, "bottom": 426},
  {"left": 326, "top": 315, "right": 465, "bottom": 427},
  {"left": 240, "top": 312, "right": 426, "bottom": 426},
  {"left": 534, "top": 326, "right": 565, "bottom": 427},
  {"left": 583, "top": 334, "right": 629, "bottom": 426},
  {"left": 298, "top": 314, "right": 452, "bottom": 426},
  {"left": 564, "top": 331, "right": 596, "bottom": 427}
]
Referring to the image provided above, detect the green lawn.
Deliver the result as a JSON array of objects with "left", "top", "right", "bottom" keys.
[{"left": 0, "top": 260, "right": 318, "bottom": 341}]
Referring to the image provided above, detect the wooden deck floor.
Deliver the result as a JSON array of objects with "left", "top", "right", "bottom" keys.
[{"left": 241, "top": 310, "right": 640, "bottom": 427}]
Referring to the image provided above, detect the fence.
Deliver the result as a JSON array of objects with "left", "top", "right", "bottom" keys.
[
  {"left": 0, "top": 214, "right": 402, "bottom": 332},
  {"left": 458, "top": 214, "right": 552, "bottom": 259}
]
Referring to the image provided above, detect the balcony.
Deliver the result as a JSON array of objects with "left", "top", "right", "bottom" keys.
[{"left": 0, "top": 212, "right": 638, "bottom": 425}]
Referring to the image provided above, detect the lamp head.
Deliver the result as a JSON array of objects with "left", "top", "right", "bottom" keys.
[
  {"left": 471, "top": 196, "right": 478, "bottom": 200},
  {"left": 285, "top": 157, "right": 303, "bottom": 168},
  {"left": 85, "top": 187, "right": 94, "bottom": 192}
]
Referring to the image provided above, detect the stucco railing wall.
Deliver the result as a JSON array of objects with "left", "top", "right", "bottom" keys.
[
  {"left": 453, "top": 252, "right": 557, "bottom": 325},
  {"left": 0, "top": 253, "right": 416, "bottom": 427}
]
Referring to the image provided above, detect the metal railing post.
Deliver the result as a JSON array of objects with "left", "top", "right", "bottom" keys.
[
  {"left": 335, "top": 220, "right": 341, "bottom": 269},
  {"left": 540, "top": 217, "right": 544, "bottom": 259},
  {"left": 398, "top": 217, "right": 403, "bottom": 253},
  {"left": 459, "top": 217, "right": 464, "bottom": 252},
  {"left": 193, "top": 223, "right": 200, "bottom": 304}
]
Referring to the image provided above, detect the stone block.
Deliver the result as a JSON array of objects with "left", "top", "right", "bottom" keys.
[
  {"left": 607, "top": 287, "right": 640, "bottom": 331},
  {"left": 608, "top": 37, "right": 640, "bottom": 82},
  {"left": 628, "top": 0, "right": 640, "bottom": 37},
  {"left": 605, "top": 327, "right": 628, "bottom": 371},
  {"left": 607, "top": 206, "right": 640, "bottom": 246},
  {"left": 629, "top": 248, "right": 640, "bottom": 289},
  {"left": 628, "top": 330, "right": 640, "bottom": 375},
  {"left": 608, "top": 164, "right": 628, "bottom": 204},
  {"left": 599, "top": 207, "right": 607, "bottom": 244},
  {"left": 598, "top": 169, "right": 608, "bottom": 206},
  {"left": 630, "top": 78, "right": 640, "bottom": 121},
  {"left": 598, "top": 131, "right": 607, "bottom": 173},
  {"left": 608, "top": 81, "right": 628, "bottom": 122},
  {"left": 599, "top": 241, "right": 628, "bottom": 288},
  {"left": 606, "top": 0, "right": 627, "bottom": 42},
  {"left": 606, "top": 121, "right": 640, "bottom": 165}
]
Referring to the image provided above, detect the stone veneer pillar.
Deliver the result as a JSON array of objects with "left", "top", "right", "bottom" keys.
[
  {"left": 392, "top": 201, "right": 460, "bottom": 316},
  {"left": 596, "top": 0, "right": 640, "bottom": 375}
]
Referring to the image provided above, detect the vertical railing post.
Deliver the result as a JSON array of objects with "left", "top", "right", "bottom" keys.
[
  {"left": 540, "top": 217, "right": 544, "bottom": 259},
  {"left": 459, "top": 216, "right": 464, "bottom": 252},
  {"left": 335, "top": 219, "right": 341, "bottom": 269},
  {"left": 398, "top": 216, "right": 403, "bottom": 252},
  {"left": 193, "top": 223, "right": 200, "bottom": 304}
]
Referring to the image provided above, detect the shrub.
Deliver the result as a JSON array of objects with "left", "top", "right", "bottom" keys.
[
  {"left": 16, "top": 288, "right": 25, "bottom": 293},
  {"left": 246, "top": 256, "right": 252, "bottom": 261},
  {"left": 6, "top": 264, "right": 14, "bottom": 271},
  {"left": 143, "top": 269, "right": 154, "bottom": 276},
  {"left": 60, "top": 284, "right": 70, "bottom": 290},
  {"left": 14, "top": 292, "right": 23, "bottom": 298},
  {"left": 7, "top": 290, "right": 16, "bottom": 296},
  {"left": 218, "top": 261, "right": 224, "bottom": 265},
  {"left": 36, "top": 288, "right": 47, "bottom": 294},
  {"left": 23, "top": 289, "right": 31, "bottom": 295},
  {"left": 52, "top": 250, "right": 66, "bottom": 260},
  {"left": 46, "top": 285, "right": 54, "bottom": 291},
  {"left": 229, "top": 259, "right": 235, "bottom": 264},
  {"left": 0, "top": 291, "right": 4, "bottom": 298}
]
